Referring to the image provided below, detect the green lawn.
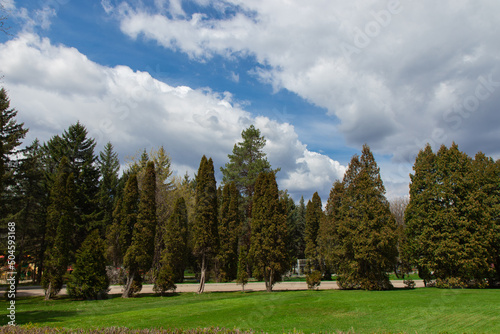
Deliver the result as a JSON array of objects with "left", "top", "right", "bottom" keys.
[{"left": 3, "top": 288, "right": 499, "bottom": 333}]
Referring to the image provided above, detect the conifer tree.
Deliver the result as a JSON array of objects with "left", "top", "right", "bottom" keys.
[
  {"left": 249, "top": 172, "right": 288, "bottom": 292},
  {"left": 304, "top": 192, "right": 323, "bottom": 272},
  {"left": 97, "top": 142, "right": 120, "bottom": 236},
  {"left": 122, "top": 162, "right": 156, "bottom": 297},
  {"left": 335, "top": 145, "right": 398, "bottom": 290},
  {"left": 237, "top": 244, "right": 249, "bottom": 291},
  {"left": 217, "top": 182, "right": 240, "bottom": 282},
  {"left": 106, "top": 174, "right": 139, "bottom": 267},
  {"left": 0, "top": 87, "right": 28, "bottom": 215},
  {"left": 193, "top": 156, "right": 218, "bottom": 294},
  {"left": 67, "top": 230, "right": 110, "bottom": 299},
  {"left": 155, "top": 196, "right": 189, "bottom": 294},
  {"left": 43, "top": 157, "right": 75, "bottom": 300}
]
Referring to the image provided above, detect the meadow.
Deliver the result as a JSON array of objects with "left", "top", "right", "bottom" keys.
[{"left": 2, "top": 288, "right": 499, "bottom": 333}]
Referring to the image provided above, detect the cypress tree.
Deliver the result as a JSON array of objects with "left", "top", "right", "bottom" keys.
[
  {"left": 97, "top": 142, "right": 120, "bottom": 236},
  {"left": 249, "top": 172, "right": 288, "bottom": 292},
  {"left": 154, "top": 196, "right": 189, "bottom": 294},
  {"left": 193, "top": 156, "right": 218, "bottom": 294},
  {"left": 304, "top": 192, "right": 323, "bottom": 272},
  {"left": 67, "top": 230, "right": 110, "bottom": 299},
  {"left": 43, "top": 157, "right": 75, "bottom": 300},
  {"left": 122, "top": 162, "right": 156, "bottom": 297},
  {"left": 335, "top": 145, "right": 398, "bottom": 290},
  {"left": 217, "top": 182, "right": 240, "bottom": 282}
]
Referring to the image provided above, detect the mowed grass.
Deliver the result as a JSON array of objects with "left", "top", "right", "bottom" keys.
[{"left": 3, "top": 288, "right": 499, "bottom": 333}]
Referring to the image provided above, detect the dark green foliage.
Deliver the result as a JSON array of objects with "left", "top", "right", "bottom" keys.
[
  {"left": 155, "top": 197, "right": 188, "bottom": 294},
  {"left": 217, "top": 182, "right": 240, "bottom": 282},
  {"left": 97, "top": 142, "right": 120, "bottom": 236},
  {"left": 249, "top": 172, "right": 288, "bottom": 292},
  {"left": 0, "top": 87, "right": 28, "bottom": 214},
  {"left": 67, "top": 230, "right": 110, "bottom": 299},
  {"left": 193, "top": 156, "right": 218, "bottom": 293},
  {"left": 220, "top": 125, "right": 277, "bottom": 216},
  {"left": 304, "top": 192, "right": 323, "bottom": 272},
  {"left": 236, "top": 244, "right": 249, "bottom": 291},
  {"left": 43, "top": 157, "right": 76, "bottom": 299},
  {"left": 123, "top": 162, "right": 156, "bottom": 297},
  {"left": 323, "top": 145, "right": 398, "bottom": 290},
  {"left": 43, "top": 122, "right": 100, "bottom": 246},
  {"left": 306, "top": 270, "right": 322, "bottom": 290},
  {"left": 404, "top": 143, "right": 498, "bottom": 287}
]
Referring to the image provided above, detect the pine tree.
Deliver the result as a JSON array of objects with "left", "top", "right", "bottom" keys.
[
  {"left": 97, "top": 142, "right": 120, "bottom": 236},
  {"left": 43, "top": 157, "right": 76, "bottom": 299},
  {"left": 304, "top": 192, "right": 323, "bottom": 272},
  {"left": 155, "top": 196, "right": 189, "bottom": 294},
  {"left": 217, "top": 182, "right": 240, "bottom": 282},
  {"left": 193, "top": 156, "right": 218, "bottom": 294},
  {"left": 67, "top": 230, "right": 110, "bottom": 299},
  {"left": 335, "top": 145, "right": 398, "bottom": 290},
  {"left": 249, "top": 172, "right": 288, "bottom": 292},
  {"left": 122, "top": 162, "right": 156, "bottom": 297},
  {"left": 0, "top": 87, "right": 28, "bottom": 215}
]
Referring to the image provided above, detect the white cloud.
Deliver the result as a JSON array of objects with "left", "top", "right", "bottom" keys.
[
  {"left": 0, "top": 33, "right": 346, "bottom": 202},
  {"left": 111, "top": 0, "right": 500, "bottom": 174}
]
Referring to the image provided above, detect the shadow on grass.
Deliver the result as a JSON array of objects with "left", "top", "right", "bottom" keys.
[{"left": 16, "top": 310, "right": 79, "bottom": 326}]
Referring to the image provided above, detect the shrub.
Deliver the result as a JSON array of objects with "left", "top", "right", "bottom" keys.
[{"left": 306, "top": 270, "right": 322, "bottom": 290}]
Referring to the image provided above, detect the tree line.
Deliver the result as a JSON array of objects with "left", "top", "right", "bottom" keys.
[{"left": 1, "top": 88, "right": 499, "bottom": 301}]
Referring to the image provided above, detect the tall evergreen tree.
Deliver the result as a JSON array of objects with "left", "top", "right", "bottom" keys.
[
  {"left": 67, "top": 230, "right": 110, "bottom": 299},
  {"left": 193, "top": 156, "right": 218, "bottom": 294},
  {"left": 97, "top": 142, "right": 120, "bottom": 236},
  {"left": 217, "top": 182, "right": 240, "bottom": 282},
  {"left": 249, "top": 172, "right": 288, "bottom": 292},
  {"left": 304, "top": 192, "right": 323, "bottom": 272},
  {"left": 335, "top": 145, "right": 398, "bottom": 290},
  {"left": 154, "top": 197, "right": 188, "bottom": 294},
  {"left": 106, "top": 174, "right": 139, "bottom": 267},
  {"left": 0, "top": 87, "right": 28, "bottom": 215},
  {"left": 122, "top": 162, "right": 156, "bottom": 297},
  {"left": 43, "top": 157, "right": 75, "bottom": 299}
]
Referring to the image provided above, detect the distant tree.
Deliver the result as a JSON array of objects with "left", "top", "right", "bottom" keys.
[
  {"left": 335, "top": 145, "right": 398, "bottom": 290},
  {"left": 106, "top": 174, "right": 139, "bottom": 267},
  {"left": 0, "top": 87, "right": 28, "bottom": 214},
  {"left": 193, "top": 156, "right": 218, "bottom": 294},
  {"left": 304, "top": 192, "right": 323, "bottom": 272},
  {"left": 236, "top": 244, "right": 249, "bottom": 292},
  {"left": 97, "top": 142, "right": 120, "bottom": 236},
  {"left": 217, "top": 182, "right": 240, "bottom": 282},
  {"left": 67, "top": 230, "right": 110, "bottom": 299},
  {"left": 389, "top": 196, "right": 410, "bottom": 278},
  {"left": 155, "top": 196, "right": 189, "bottom": 294},
  {"left": 249, "top": 172, "right": 288, "bottom": 292},
  {"left": 43, "top": 157, "right": 75, "bottom": 300},
  {"left": 122, "top": 162, "right": 156, "bottom": 297},
  {"left": 220, "top": 125, "right": 277, "bottom": 216}
]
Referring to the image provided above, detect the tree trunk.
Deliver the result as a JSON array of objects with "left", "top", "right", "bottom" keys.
[
  {"left": 44, "top": 282, "right": 51, "bottom": 301},
  {"left": 198, "top": 255, "right": 206, "bottom": 294},
  {"left": 122, "top": 271, "right": 135, "bottom": 298},
  {"left": 265, "top": 269, "right": 273, "bottom": 292}
]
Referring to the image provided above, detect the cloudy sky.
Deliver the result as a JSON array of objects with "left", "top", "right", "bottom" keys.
[{"left": 1, "top": 0, "right": 499, "bottom": 204}]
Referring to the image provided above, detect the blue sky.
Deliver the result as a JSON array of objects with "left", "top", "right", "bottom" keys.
[{"left": 1, "top": 0, "right": 499, "bottom": 204}]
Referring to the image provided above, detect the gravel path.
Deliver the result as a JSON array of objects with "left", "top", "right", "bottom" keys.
[{"left": 6, "top": 280, "right": 425, "bottom": 297}]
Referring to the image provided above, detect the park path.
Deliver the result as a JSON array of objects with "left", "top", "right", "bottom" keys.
[{"left": 6, "top": 280, "right": 425, "bottom": 297}]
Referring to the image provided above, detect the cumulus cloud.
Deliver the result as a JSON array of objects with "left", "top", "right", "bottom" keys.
[
  {"left": 111, "top": 0, "right": 500, "bottom": 173},
  {"left": 0, "top": 33, "right": 345, "bottom": 202}
]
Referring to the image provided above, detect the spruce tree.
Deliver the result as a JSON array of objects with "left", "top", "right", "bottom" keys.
[
  {"left": 155, "top": 196, "right": 188, "bottom": 294},
  {"left": 304, "top": 192, "right": 323, "bottom": 272},
  {"left": 67, "top": 230, "right": 110, "bottom": 299},
  {"left": 193, "top": 156, "right": 218, "bottom": 294},
  {"left": 0, "top": 87, "right": 28, "bottom": 215},
  {"left": 97, "top": 142, "right": 120, "bottom": 236},
  {"left": 249, "top": 172, "right": 288, "bottom": 292},
  {"left": 335, "top": 145, "right": 398, "bottom": 290},
  {"left": 217, "top": 182, "right": 240, "bottom": 282},
  {"left": 123, "top": 162, "right": 156, "bottom": 297},
  {"left": 43, "top": 157, "right": 75, "bottom": 299}
]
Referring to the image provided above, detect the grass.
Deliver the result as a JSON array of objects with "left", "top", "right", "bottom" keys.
[{"left": 2, "top": 288, "right": 499, "bottom": 333}]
